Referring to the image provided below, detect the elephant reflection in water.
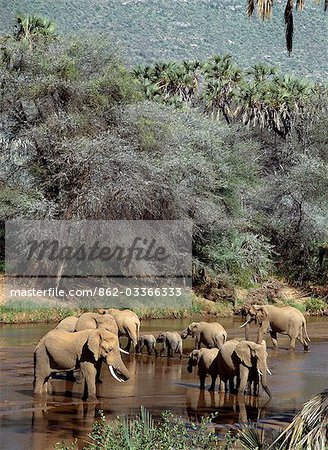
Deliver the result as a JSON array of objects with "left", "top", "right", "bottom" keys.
[
  {"left": 31, "top": 400, "right": 97, "bottom": 450},
  {"left": 186, "top": 389, "right": 266, "bottom": 425}
]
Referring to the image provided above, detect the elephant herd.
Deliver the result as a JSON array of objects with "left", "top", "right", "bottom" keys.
[{"left": 33, "top": 304, "right": 311, "bottom": 402}]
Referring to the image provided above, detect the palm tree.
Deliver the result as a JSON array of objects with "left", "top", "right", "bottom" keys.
[
  {"left": 134, "top": 60, "right": 201, "bottom": 106},
  {"left": 14, "top": 13, "right": 56, "bottom": 47},
  {"left": 237, "top": 389, "right": 328, "bottom": 449},
  {"left": 272, "top": 389, "right": 328, "bottom": 449},
  {"left": 247, "top": 0, "right": 327, "bottom": 54},
  {"left": 238, "top": 68, "right": 314, "bottom": 138},
  {"left": 202, "top": 55, "right": 243, "bottom": 123}
]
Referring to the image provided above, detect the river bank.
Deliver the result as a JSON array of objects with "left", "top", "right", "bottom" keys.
[{"left": 0, "top": 292, "right": 327, "bottom": 324}]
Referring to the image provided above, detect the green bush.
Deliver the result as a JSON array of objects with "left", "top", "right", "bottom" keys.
[
  {"left": 304, "top": 297, "right": 326, "bottom": 314},
  {"left": 284, "top": 300, "right": 306, "bottom": 313},
  {"left": 55, "top": 409, "right": 220, "bottom": 450}
]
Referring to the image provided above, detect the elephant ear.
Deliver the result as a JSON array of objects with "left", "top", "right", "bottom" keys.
[
  {"left": 189, "top": 323, "right": 198, "bottom": 337},
  {"left": 192, "top": 350, "right": 201, "bottom": 362},
  {"left": 235, "top": 342, "right": 253, "bottom": 367},
  {"left": 97, "top": 308, "right": 108, "bottom": 315},
  {"left": 97, "top": 314, "right": 112, "bottom": 326},
  {"left": 254, "top": 305, "right": 268, "bottom": 324},
  {"left": 87, "top": 330, "right": 101, "bottom": 361}
]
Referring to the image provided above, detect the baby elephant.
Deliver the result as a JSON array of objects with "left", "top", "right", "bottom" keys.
[
  {"left": 156, "top": 332, "right": 183, "bottom": 358},
  {"left": 34, "top": 329, "right": 130, "bottom": 401},
  {"left": 136, "top": 335, "right": 157, "bottom": 356},
  {"left": 181, "top": 321, "right": 227, "bottom": 350},
  {"left": 187, "top": 348, "right": 220, "bottom": 391}
]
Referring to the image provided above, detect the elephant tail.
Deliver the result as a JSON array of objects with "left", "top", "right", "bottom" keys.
[
  {"left": 33, "top": 346, "right": 39, "bottom": 387},
  {"left": 303, "top": 320, "right": 311, "bottom": 342}
]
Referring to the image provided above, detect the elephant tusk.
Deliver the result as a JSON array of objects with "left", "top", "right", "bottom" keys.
[
  {"left": 258, "top": 369, "right": 263, "bottom": 376},
  {"left": 119, "top": 348, "right": 129, "bottom": 355},
  {"left": 240, "top": 321, "right": 249, "bottom": 328},
  {"left": 109, "top": 365, "right": 123, "bottom": 382},
  {"left": 267, "top": 368, "right": 272, "bottom": 375}
]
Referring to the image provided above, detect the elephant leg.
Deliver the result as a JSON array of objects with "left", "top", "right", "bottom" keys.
[
  {"left": 238, "top": 366, "right": 249, "bottom": 395},
  {"left": 74, "top": 370, "right": 84, "bottom": 384},
  {"left": 34, "top": 364, "right": 51, "bottom": 395},
  {"left": 195, "top": 335, "right": 201, "bottom": 350},
  {"left": 168, "top": 344, "right": 173, "bottom": 358},
  {"left": 95, "top": 359, "right": 103, "bottom": 384},
  {"left": 66, "top": 370, "right": 76, "bottom": 381},
  {"left": 208, "top": 374, "right": 217, "bottom": 392},
  {"left": 228, "top": 377, "right": 236, "bottom": 393},
  {"left": 296, "top": 334, "right": 310, "bottom": 351},
  {"left": 199, "top": 370, "right": 206, "bottom": 390},
  {"left": 269, "top": 330, "right": 279, "bottom": 349},
  {"left": 177, "top": 343, "right": 183, "bottom": 359},
  {"left": 159, "top": 343, "right": 165, "bottom": 357},
  {"left": 236, "top": 373, "right": 241, "bottom": 394},
  {"left": 218, "top": 379, "right": 225, "bottom": 392},
  {"left": 289, "top": 337, "right": 296, "bottom": 350},
  {"left": 81, "top": 362, "right": 97, "bottom": 401},
  {"left": 124, "top": 337, "right": 132, "bottom": 352},
  {"left": 146, "top": 342, "right": 152, "bottom": 356}
]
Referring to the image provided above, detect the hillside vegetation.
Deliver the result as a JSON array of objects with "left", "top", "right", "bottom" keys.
[
  {"left": 1, "top": 21, "right": 327, "bottom": 293},
  {"left": 0, "top": 0, "right": 327, "bottom": 80}
]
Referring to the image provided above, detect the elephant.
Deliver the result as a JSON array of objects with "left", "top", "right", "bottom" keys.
[
  {"left": 99, "top": 309, "right": 140, "bottom": 352},
  {"left": 187, "top": 348, "right": 220, "bottom": 391},
  {"left": 156, "top": 332, "right": 183, "bottom": 358},
  {"left": 75, "top": 312, "right": 118, "bottom": 335},
  {"left": 74, "top": 312, "right": 120, "bottom": 382},
  {"left": 33, "top": 329, "right": 130, "bottom": 401},
  {"left": 240, "top": 304, "right": 311, "bottom": 351},
  {"left": 218, "top": 339, "right": 272, "bottom": 397},
  {"left": 181, "top": 321, "right": 227, "bottom": 349},
  {"left": 136, "top": 334, "right": 157, "bottom": 356},
  {"left": 55, "top": 316, "right": 78, "bottom": 332}
]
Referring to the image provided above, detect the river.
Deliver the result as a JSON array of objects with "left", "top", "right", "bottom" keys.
[{"left": 0, "top": 316, "right": 327, "bottom": 449}]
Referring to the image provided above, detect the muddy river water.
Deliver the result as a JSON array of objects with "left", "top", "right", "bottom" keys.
[{"left": 0, "top": 316, "right": 327, "bottom": 449}]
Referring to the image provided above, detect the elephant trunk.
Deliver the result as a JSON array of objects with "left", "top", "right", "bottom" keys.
[
  {"left": 181, "top": 328, "right": 189, "bottom": 339},
  {"left": 258, "top": 363, "right": 271, "bottom": 398},
  {"left": 245, "top": 322, "right": 250, "bottom": 341},
  {"left": 135, "top": 341, "right": 142, "bottom": 354},
  {"left": 106, "top": 353, "right": 130, "bottom": 382},
  {"left": 241, "top": 314, "right": 252, "bottom": 340},
  {"left": 261, "top": 383, "right": 272, "bottom": 398}
]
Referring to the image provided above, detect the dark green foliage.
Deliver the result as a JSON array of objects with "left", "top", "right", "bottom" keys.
[{"left": 134, "top": 57, "right": 319, "bottom": 139}]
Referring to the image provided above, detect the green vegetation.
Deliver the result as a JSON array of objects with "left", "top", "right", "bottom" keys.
[
  {"left": 0, "top": 295, "right": 234, "bottom": 324},
  {"left": 0, "top": 1, "right": 327, "bottom": 80},
  {"left": 55, "top": 408, "right": 220, "bottom": 450},
  {"left": 304, "top": 297, "right": 326, "bottom": 314},
  {"left": 134, "top": 57, "right": 324, "bottom": 139},
  {"left": 1, "top": 20, "right": 327, "bottom": 308},
  {"left": 0, "top": 305, "right": 82, "bottom": 324},
  {"left": 55, "top": 389, "right": 328, "bottom": 449}
]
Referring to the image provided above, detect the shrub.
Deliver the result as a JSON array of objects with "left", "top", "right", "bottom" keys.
[
  {"left": 304, "top": 297, "right": 326, "bottom": 314},
  {"left": 55, "top": 408, "right": 220, "bottom": 450}
]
